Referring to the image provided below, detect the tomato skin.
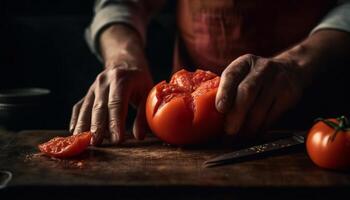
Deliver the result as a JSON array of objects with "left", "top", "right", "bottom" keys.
[
  {"left": 146, "top": 70, "right": 224, "bottom": 145},
  {"left": 38, "top": 132, "right": 92, "bottom": 158},
  {"left": 306, "top": 119, "right": 350, "bottom": 170}
]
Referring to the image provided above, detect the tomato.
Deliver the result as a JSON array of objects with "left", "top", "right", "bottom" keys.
[
  {"left": 306, "top": 116, "right": 350, "bottom": 170},
  {"left": 38, "top": 132, "right": 92, "bottom": 158},
  {"left": 146, "top": 69, "right": 224, "bottom": 145}
]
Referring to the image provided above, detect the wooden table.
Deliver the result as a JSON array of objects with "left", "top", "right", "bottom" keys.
[{"left": 0, "top": 130, "right": 349, "bottom": 199}]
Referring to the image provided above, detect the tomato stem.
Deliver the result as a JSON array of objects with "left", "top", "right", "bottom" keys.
[{"left": 315, "top": 116, "right": 349, "bottom": 142}]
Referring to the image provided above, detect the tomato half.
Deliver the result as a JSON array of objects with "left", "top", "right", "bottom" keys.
[
  {"left": 146, "top": 69, "right": 224, "bottom": 145},
  {"left": 306, "top": 116, "right": 350, "bottom": 170},
  {"left": 38, "top": 132, "right": 92, "bottom": 158}
]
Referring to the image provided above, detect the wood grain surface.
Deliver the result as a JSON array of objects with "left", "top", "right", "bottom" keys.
[{"left": 0, "top": 129, "right": 349, "bottom": 199}]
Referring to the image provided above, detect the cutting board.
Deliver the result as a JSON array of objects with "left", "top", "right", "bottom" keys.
[{"left": 1, "top": 129, "right": 350, "bottom": 199}]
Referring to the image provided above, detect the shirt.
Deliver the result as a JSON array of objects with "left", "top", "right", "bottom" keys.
[{"left": 85, "top": 0, "right": 350, "bottom": 68}]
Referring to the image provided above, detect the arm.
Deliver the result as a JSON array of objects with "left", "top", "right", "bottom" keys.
[
  {"left": 215, "top": 2, "right": 350, "bottom": 139},
  {"left": 85, "top": 0, "right": 165, "bottom": 60},
  {"left": 70, "top": 0, "right": 165, "bottom": 145}
]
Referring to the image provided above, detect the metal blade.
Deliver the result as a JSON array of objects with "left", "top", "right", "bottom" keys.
[{"left": 203, "top": 133, "right": 305, "bottom": 168}]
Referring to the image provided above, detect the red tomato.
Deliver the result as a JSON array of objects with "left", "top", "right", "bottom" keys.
[
  {"left": 38, "top": 132, "right": 92, "bottom": 158},
  {"left": 306, "top": 116, "right": 350, "bottom": 170},
  {"left": 146, "top": 69, "right": 224, "bottom": 145}
]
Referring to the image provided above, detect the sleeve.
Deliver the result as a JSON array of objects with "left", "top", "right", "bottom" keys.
[
  {"left": 85, "top": 0, "right": 163, "bottom": 60},
  {"left": 311, "top": 0, "right": 350, "bottom": 34}
]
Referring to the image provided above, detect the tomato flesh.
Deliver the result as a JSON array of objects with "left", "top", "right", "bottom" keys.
[
  {"left": 38, "top": 132, "right": 92, "bottom": 158},
  {"left": 146, "top": 69, "right": 224, "bottom": 145},
  {"left": 306, "top": 119, "right": 350, "bottom": 170}
]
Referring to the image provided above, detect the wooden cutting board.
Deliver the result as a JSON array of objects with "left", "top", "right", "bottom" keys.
[{"left": 1, "top": 129, "right": 350, "bottom": 198}]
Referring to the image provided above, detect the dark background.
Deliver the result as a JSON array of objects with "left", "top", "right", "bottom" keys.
[
  {"left": 0, "top": 0, "right": 176, "bottom": 130},
  {"left": 0, "top": 1, "right": 349, "bottom": 131}
]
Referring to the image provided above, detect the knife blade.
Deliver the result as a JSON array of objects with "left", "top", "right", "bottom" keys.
[{"left": 203, "top": 132, "right": 305, "bottom": 168}]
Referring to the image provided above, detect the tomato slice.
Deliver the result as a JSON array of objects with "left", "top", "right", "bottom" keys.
[{"left": 38, "top": 132, "right": 92, "bottom": 158}]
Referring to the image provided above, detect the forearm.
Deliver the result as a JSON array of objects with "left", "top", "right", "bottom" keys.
[
  {"left": 86, "top": 0, "right": 165, "bottom": 61},
  {"left": 100, "top": 24, "right": 147, "bottom": 69},
  {"left": 276, "top": 30, "right": 350, "bottom": 87}
]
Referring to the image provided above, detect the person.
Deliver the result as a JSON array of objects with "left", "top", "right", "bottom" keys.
[{"left": 70, "top": 0, "right": 350, "bottom": 145}]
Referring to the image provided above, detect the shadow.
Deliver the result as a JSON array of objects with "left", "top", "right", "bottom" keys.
[{"left": 99, "top": 138, "right": 163, "bottom": 148}]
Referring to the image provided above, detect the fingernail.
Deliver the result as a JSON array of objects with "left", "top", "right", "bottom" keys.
[
  {"left": 90, "top": 125, "right": 97, "bottom": 133},
  {"left": 69, "top": 124, "right": 74, "bottom": 133},
  {"left": 90, "top": 132, "right": 97, "bottom": 145},
  {"left": 110, "top": 132, "right": 118, "bottom": 144},
  {"left": 90, "top": 134, "right": 95, "bottom": 145}
]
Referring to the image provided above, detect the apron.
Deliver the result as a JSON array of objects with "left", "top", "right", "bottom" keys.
[{"left": 173, "top": 0, "right": 335, "bottom": 74}]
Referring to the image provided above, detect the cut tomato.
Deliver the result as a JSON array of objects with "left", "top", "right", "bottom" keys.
[
  {"left": 146, "top": 69, "right": 224, "bottom": 145},
  {"left": 38, "top": 132, "right": 92, "bottom": 158}
]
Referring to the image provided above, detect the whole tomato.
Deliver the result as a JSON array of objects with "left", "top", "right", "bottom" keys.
[
  {"left": 146, "top": 69, "right": 224, "bottom": 145},
  {"left": 306, "top": 116, "right": 350, "bottom": 170}
]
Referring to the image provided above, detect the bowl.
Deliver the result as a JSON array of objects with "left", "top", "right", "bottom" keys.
[{"left": 0, "top": 88, "right": 51, "bottom": 130}]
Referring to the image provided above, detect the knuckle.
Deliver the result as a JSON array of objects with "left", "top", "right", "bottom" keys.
[
  {"left": 238, "top": 82, "right": 255, "bottom": 96},
  {"left": 108, "top": 98, "right": 123, "bottom": 110},
  {"left": 90, "top": 123, "right": 102, "bottom": 132},
  {"left": 108, "top": 65, "right": 145, "bottom": 85},
  {"left": 258, "top": 59, "right": 276, "bottom": 73},
  {"left": 74, "top": 123, "right": 88, "bottom": 133},
  {"left": 95, "top": 72, "right": 107, "bottom": 83},
  {"left": 264, "top": 59, "right": 273, "bottom": 67},
  {"left": 241, "top": 53, "right": 256, "bottom": 61},
  {"left": 109, "top": 120, "right": 117, "bottom": 129},
  {"left": 109, "top": 120, "right": 121, "bottom": 136},
  {"left": 222, "top": 68, "right": 241, "bottom": 81},
  {"left": 93, "top": 102, "right": 106, "bottom": 111},
  {"left": 112, "top": 67, "right": 129, "bottom": 79}
]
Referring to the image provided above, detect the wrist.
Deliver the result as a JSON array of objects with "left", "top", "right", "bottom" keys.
[
  {"left": 275, "top": 30, "right": 350, "bottom": 88},
  {"left": 275, "top": 43, "right": 316, "bottom": 89},
  {"left": 100, "top": 24, "right": 145, "bottom": 64}
]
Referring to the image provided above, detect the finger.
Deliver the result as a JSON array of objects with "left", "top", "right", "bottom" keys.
[
  {"left": 73, "top": 86, "right": 95, "bottom": 135},
  {"left": 69, "top": 98, "right": 84, "bottom": 133},
  {"left": 90, "top": 74, "right": 109, "bottom": 146},
  {"left": 216, "top": 54, "right": 253, "bottom": 113},
  {"left": 224, "top": 58, "right": 275, "bottom": 136},
  {"left": 261, "top": 73, "right": 302, "bottom": 131},
  {"left": 261, "top": 99, "right": 283, "bottom": 131},
  {"left": 108, "top": 73, "right": 130, "bottom": 144},
  {"left": 133, "top": 97, "right": 149, "bottom": 140},
  {"left": 240, "top": 80, "right": 276, "bottom": 136},
  {"left": 261, "top": 91, "right": 298, "bottom": 131}
]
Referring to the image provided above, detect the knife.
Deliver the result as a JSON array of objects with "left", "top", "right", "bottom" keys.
[{"left": 203, "top": 132, "right": 305, "bottom": 168}]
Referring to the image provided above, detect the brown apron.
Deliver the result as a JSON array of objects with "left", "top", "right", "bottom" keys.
[{"left": 173, "top": 0, "right": 335, "bottom": 74}]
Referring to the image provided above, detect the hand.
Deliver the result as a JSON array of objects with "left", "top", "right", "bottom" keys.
[
  {"left": 215, "top": 29, "right": 350, "bottom": 139},
  {"left": 215, "top": 54, "right": 306, "bottom": 138},
  {"left": 70, "top": 61, "right": 153, "bottom": 145},
  {"left": 69, "top": 24, "right": 153, "bottom": 145}
]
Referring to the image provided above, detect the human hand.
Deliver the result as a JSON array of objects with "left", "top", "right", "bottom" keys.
[
  {"left": 69, "top": 25, "right": 153, "bottom": 145},
  {"left": 215, "top": 54, "right": 307, "bottom": 138},
  {"left": 70, "top": 60, "right": 153, "bottom": 145}
]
